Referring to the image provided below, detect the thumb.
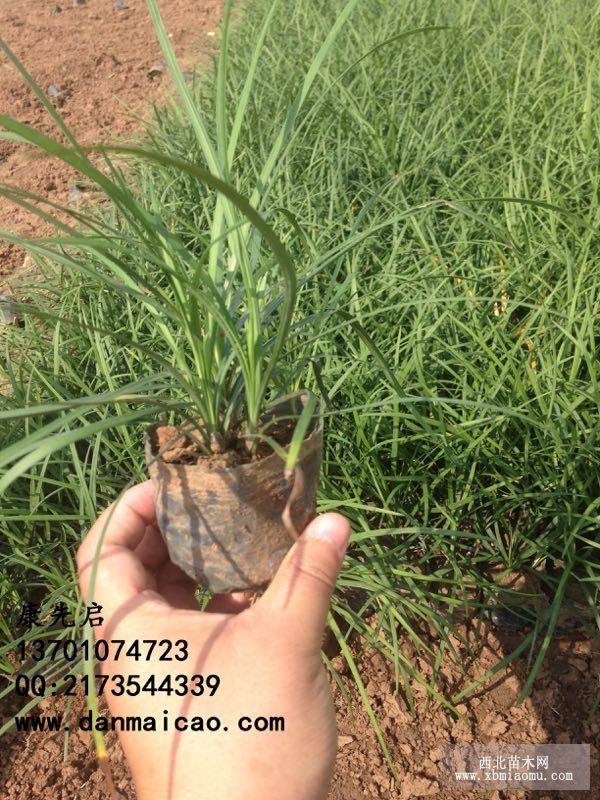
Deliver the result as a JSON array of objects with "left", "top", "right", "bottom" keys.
[{"left": 258, "top": 513, "right": 350, "bottom": 651}]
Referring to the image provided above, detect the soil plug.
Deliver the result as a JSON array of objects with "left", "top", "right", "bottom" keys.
[{"left": 145, "top": 406, "right": 322, "bottom": 593}]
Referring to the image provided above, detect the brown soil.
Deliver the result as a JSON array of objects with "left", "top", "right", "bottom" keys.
[
  {"left": 152, "top": 418, "right": 297, "bottom": 467},
  {"left": 153, "top": 423, "right": 241, "bottom": 465},
  {"left": 1, "top": 624, "right": 598, "bottom": 799},
  {"left": 329, "top": 624, "right": 599, "bottom": 800},
  {"left": 0, "top": 0, "right": 221, "bottom": 279}
]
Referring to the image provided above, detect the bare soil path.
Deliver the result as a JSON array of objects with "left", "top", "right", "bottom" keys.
[{"left": 0, "top": 0, "right": 221, "bottom": 278}]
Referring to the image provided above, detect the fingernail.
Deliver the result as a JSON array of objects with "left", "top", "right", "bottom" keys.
[{"left": 305, "top": 514, "right": 350, "bottom": 559}]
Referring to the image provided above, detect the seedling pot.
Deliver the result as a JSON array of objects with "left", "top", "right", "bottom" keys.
[{"left": 145, "top": 414, "right": 323, "bottom": 593}]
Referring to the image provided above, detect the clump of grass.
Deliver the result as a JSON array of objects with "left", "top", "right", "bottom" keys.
[{"left": 1, "top": 0, "right": 598, "bottom": 752}]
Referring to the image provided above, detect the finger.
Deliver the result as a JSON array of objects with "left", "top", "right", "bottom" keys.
[
  {"left": 205, "top": 591, "right": 254, "bottom": 614},
  {"left": 136, "top": 522, "right": 200, "bottom": 609},
  {"left": 79, "top": 481, "right": 156, "bottom": 568},
  {"left": 156, "top": 560, "right": 200, "bottom": 610},
  {"left": 77, "top": 481, "right": 162, "bottom": 616},
  {"left": 257, "top": 513, "right": 350, "bottom": 651},
  {"left": 134, "top": 523, "right": 169, "bottom": 570}
]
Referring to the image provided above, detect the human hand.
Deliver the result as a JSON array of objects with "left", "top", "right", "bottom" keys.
[{"left": 77, "top": 481, "right": 350, "bottom": 800}]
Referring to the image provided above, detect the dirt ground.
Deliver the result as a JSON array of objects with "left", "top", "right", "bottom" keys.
[
  {"left": 329, "top": 625, "right": 599, "bottom": 800},
  {"left": 0, "top": 0, "right": 221, "bottom": 278},
  {"left": 0, "top": 622, "right": 598, "bottom": 799}
]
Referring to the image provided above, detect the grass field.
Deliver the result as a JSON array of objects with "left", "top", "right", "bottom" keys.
[{"left": 1, "top": 0, "right": 599, "bottom": 734}]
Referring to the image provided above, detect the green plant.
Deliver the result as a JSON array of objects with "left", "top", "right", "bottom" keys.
[
  {"left": 139, "top": 0, "right": 600, "bottom": 699},
  {"left": 1, "top": 2, "right": 330, "bottom": 460}
]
